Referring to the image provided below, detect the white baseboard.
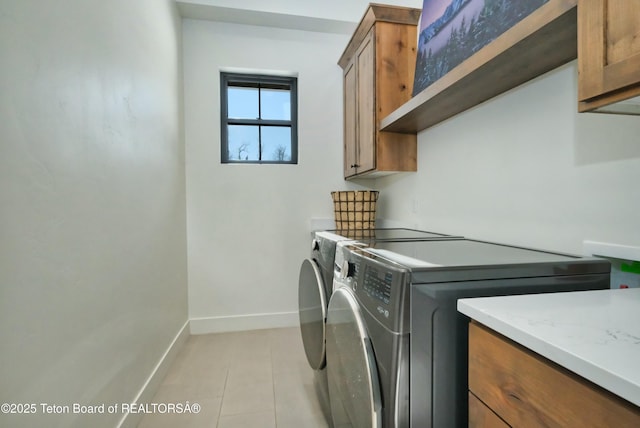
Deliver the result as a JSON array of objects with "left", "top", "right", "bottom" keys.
[
  {"left": 117, "top": 320, "right": 190, "bottom": 428},
  {"left": 189, "top": 311, "right": 299, "bottom": 335}
]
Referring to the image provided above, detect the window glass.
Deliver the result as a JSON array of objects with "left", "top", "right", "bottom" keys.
[
  {"left": 228, "top": 87, "right": 259, "bottom": 119},
  {"left": 261, "top": 88, "right": 291, "bottom": 120},
  {"left": 228, "top": 125, "right": 259, "bottom": 161},
  {"left": 261, "top": 126, "right": 292, "bottom": 161}
]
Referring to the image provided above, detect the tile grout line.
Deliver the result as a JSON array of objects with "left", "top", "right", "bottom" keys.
[{"left": 214, "top": 368, "right": 230, "bottom": 428}]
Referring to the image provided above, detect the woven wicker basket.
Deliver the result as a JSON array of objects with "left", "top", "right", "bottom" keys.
[{"left": 331, "top": 190, "right": 379, "bottom": 230}]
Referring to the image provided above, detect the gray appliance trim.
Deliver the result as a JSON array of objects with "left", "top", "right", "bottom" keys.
[{"left": 298, "top": 258, "right": 328, "bottom": 370}]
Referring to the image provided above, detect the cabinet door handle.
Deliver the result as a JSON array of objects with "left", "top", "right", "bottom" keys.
[{"left": 350, "top": 164, "right": 360, "bottom": 168}]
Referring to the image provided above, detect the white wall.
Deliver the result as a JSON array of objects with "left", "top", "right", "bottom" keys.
[
  {"left": 0, "top": 1, "right": 187, "bottom": 427},
  {"left": 376, "top": 62, "right": 640, "bottom": 254},
  {"left": 183, "top": 19, "right": 357, "bottom": 332}
]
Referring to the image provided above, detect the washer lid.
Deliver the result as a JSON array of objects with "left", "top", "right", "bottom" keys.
[
  {"left": 326, "top": 287, "right": 382, "bottom": 428},
  {"left": 298, "top": 258, "right": 327, "bottom": 370}
]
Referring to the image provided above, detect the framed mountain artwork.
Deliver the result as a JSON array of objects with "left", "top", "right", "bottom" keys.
[{"left": 412, "top": 0, "right": 549, "bottom": 96}]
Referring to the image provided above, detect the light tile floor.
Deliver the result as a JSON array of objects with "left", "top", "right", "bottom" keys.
[{"left": 137, "top": 327, "right": 329, "bottom": 428}]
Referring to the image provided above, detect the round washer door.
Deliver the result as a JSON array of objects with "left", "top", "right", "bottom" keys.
[
  {"left": 326, "top": 287, "right": 382, "bottom": 428},
  {"left": 298, "top": 258, "right": 328, "bottom": 370}
]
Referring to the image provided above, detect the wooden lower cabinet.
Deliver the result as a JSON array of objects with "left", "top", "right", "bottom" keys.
[
  {"left": 469, "top": 392, "right": 509, "bottom": 428},
  {"left": 468, "top": 322, "right": 640, "bottom": 427}
]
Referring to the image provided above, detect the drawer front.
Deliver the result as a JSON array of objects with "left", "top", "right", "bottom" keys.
[
  {"left": 468, "top": 322, "right": 640, "bottom": 428},
  {"left": 469, "top": 391, "right": 510, "bottom": 428}
]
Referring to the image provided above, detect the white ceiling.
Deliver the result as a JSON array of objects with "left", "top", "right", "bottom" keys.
[
  {"left": 177, "top": 1, "right": 357, "bottom": 33},
  {"left": 175, "top": 0, "right": 423, "bottom": 33}
]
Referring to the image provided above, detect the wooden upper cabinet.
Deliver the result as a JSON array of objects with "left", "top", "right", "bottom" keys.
[
  {"left": 343, "top": 61, "right": 358, "bottom": 177},
  {"left": 355, "top": 30, "right": 376, "bottom": 175},
  {"left": 339, "top": 5, "right": 419, "bottom": 179},
  {"left": 578, "top": 0, "right": 640, "bottom": 113}
]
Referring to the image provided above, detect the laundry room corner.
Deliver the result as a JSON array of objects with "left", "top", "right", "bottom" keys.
[{"left": 182, "top": 16, "right": 349, "bottom": 334}]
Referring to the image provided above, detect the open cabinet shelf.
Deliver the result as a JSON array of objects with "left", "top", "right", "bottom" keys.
[{"left": 380, "top": 0, "right": 578, "bottom": 134}]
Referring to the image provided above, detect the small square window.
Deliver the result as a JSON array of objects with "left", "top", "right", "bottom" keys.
[{"left": 221, "top": 72, "right": 298, "bottom": 164}]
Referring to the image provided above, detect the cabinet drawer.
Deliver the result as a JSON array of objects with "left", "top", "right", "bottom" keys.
[
  {"left": 469, "top": 391, "right": 509, "bottom": 428},
  {"left": 468, "top": 322, "right": 640, "bottom": 427}
]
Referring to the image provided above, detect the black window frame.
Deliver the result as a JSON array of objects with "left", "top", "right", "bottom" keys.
[{"left": 220, "top": 72, "right": 298, "bottom": 164}]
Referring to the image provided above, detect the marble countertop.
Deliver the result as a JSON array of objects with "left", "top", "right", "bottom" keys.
[{"left": 457, "top": 288, "right": 640, "bottom": 407}]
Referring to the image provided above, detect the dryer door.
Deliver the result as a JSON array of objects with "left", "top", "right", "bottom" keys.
[
  {"left": 298, "top": 258, "right": 328, "bottom": 370},
  {"left": 326, "top": 287, "right": 382, "bottom": 428}
]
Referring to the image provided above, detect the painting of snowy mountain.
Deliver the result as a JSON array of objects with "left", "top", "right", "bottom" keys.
[{"left": 412, "top": 0, "right": 549, "bottom": 96}]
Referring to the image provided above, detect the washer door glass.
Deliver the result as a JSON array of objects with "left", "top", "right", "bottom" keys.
[
  {"left": 298, "top": 258, "right": 327, "bottom": 370},
  {"left": 326, "top": 287, "right": 382, "bottom": 428}
]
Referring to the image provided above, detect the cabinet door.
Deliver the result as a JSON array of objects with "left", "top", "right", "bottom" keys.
[
  {"left": 578, "top": 0, "right": 640, "bottom": 111},
  {"left": 355, "top": 29, "right": 376, "bottom": 174},
  {"left": 343, "top": 61, "right": 358, "bottom": 178}
]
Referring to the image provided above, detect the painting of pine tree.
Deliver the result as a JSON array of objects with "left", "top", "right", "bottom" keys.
[{"left": 413, "top": 0, "right": 549, "bottom": 96}]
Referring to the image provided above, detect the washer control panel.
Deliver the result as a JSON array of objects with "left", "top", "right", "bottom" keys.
[
  {"left": 342, "top": 245, "right": 410, "bottom": 333},
  {"left": 363, "top": 266, "right": 392, "bottom": 305}
]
